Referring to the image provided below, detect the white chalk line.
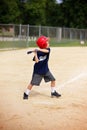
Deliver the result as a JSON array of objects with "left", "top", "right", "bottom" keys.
[
  {"left": 33, "top": 72, "right": 87, "bottom": 105},
  {"left": 58, "top": 72, "right": 87, "bottom": 88},
  {"left": 38, "top": 72, "right": 87, "bottom": 91}
]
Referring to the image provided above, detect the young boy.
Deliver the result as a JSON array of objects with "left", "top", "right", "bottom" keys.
[{"left": 23, "top": 36, "right": 61, "bottom": 99}]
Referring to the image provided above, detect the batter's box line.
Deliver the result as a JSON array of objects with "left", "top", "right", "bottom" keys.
[{"left": 58, "top": 72, "right": 87, "bottom": 88}]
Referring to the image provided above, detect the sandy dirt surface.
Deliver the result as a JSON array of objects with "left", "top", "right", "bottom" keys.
[{"left": 0, "top": 47, "right": 87, "bottom": 130}]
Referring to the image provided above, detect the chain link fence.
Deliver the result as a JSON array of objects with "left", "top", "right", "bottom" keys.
[{"left": 0, "top": 24, "right": 87, "bottom": 49}]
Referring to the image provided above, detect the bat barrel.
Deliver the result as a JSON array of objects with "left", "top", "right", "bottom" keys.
[{"left": 27, "top": 51, "right": 33, "bottom": 54}]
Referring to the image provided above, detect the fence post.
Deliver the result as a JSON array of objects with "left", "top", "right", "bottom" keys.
[
  {"left": 57, "top": 27, "right": 62, "bottom": 41},
  {"left": 19, "top": 24, "right": 21, "bottom": 39},
  {"left": 70, "top": 29, "right": 72, "bottom": 40},
  {"left": 39, "top": 25, "right": 41, "bottom": 37},
  {"left": 27, "top": 24, "right": 29, "bottom": 47},
  {"left": 47, "top": 27, "right": 49, "bottom": 37}
]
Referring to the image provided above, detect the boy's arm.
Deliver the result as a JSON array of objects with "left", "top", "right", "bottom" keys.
[
  {"left": 34, "top": 51, "right": 39, "bottom": 63},
  {"left": 38, "top": 48, "right": 49, "bottom": 53},
  {"left": 33, "top": 48, "right": 49, "bottom": 62}
]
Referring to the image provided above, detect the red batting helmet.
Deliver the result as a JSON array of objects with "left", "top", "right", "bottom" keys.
[{"left": 36, "top": 36, "right": 48, "bottom": 49}]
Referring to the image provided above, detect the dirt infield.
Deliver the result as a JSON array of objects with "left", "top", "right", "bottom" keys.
[{"left": 0, "top": 47, "right": 87, "bottom": 130}]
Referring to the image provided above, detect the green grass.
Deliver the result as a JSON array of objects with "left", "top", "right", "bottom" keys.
[
  {"left": 50, "top": 41, "right": 87, "bottom": 47},
  {"left": 0, "top": 41, "right": 28, "bottom": 49},
  {"left": 28, "top": 40, "right": 87, "bottom": 47},
  {"left": 0, "top": 40, "right": 87, "bottom": 50}
]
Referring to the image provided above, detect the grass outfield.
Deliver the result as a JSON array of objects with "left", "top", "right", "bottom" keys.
[{"left": 0, "top": 40, "right": 87, "bottom": 50}]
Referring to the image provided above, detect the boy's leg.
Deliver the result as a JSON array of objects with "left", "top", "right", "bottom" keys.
[
  {"left": 44, "top": 71, "right": 61, "bottom": 98},
  {"left": 51, "top": 80, "right": 61, "bottom": 98},
  {"left": 51, "top": 80, "right": 56, "bottom": 92},
  {"left": 23, "top": 83, "right": 33, "bottom": 99},
  {"left": 23, "top": 73, "right": 42, "bottom": 100}
]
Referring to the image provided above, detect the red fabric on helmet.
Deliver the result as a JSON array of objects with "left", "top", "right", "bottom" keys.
[{"left": 36, "top": 36, "right": 48, "bottom": 49}]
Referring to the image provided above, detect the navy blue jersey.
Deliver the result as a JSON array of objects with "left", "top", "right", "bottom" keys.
[{"left": 33, "top": 48, "right": 50, "bottom": 75}]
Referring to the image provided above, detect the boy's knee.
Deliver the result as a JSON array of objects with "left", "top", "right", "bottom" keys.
[{"left": 51, "top": 80, "right": 55, "bottom": 85}]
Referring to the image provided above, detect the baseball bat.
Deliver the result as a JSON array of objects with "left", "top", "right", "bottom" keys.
[
  {"left": 27, "top": 49, "right": 38, "bottom": 54},
  {"left": 27, "top": 51, "right": 34, "bottom": 54}
]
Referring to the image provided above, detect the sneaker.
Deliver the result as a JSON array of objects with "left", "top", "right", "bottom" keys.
[
  {"left": 23, "top": 92, "right": 28, "bottom": 99},
  {"left": 51, "top": 91, "right": 61, "bottom": 98}
]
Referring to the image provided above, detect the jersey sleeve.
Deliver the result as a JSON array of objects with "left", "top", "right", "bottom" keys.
[{"left": 46, "top": 48, "right": 50, "bottom": 53}]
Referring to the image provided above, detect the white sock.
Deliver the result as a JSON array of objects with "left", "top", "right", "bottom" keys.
[
  {"left": 25, "top": 89, "right": 31, "bottom": 95},
  {"left": 51, "top": 87, "right": 56, "bottom": 93}
]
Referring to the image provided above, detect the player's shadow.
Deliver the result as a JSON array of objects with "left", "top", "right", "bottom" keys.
[{"left": 30, "top": 90, "right": 50, "bottom": 98}]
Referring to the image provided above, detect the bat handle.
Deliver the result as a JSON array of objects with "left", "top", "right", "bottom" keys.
[
  {"left": 27, "top": 51, "right": 33, "bottom": 54},
  {"left": 27, "top": 49, "right": 38, "bottom": 54}
]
